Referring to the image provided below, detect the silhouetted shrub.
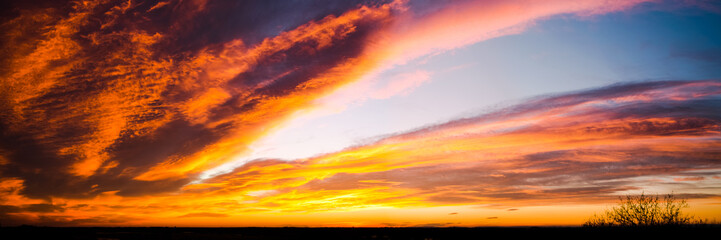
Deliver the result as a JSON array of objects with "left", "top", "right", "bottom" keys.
[{"left": 583, "top": 193, "right": 703, "bottom": 227}]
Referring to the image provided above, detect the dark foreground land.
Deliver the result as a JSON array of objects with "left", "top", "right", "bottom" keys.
[{"left": 2, "top": 226, "right": 720, "bottom": 240}]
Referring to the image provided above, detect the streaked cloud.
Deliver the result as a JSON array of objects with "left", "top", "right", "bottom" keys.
[
  {"left": 2, "top": 0, "right": 717, "bottom": 227},
  {"left": 0, "top": 0, "right": 651, "bottom": 200},
  {"left": 0, "top": 0, "right": 399, "bottom": 199},
  {"left": 190, "top": 80, "right": 721, "bottom": 213},
  {"left": 2, "top": 79, "right": 719, "bottom": 226}
]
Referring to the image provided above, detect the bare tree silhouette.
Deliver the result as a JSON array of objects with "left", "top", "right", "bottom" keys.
[{"left": 584, "top": 193, "right": 704, "bottom": 227}]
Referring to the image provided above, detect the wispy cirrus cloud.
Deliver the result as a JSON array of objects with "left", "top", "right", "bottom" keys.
[
  {"left": 0, "top": 0, "right": 399, "bottom": 199},
  {"left": 2, "top": 79, "right": 719, "bottom": 226},
  {"left": 3, "top": 0, "right": 698, "bottom": 227},
  {"left": 0, "top": 0, "right": 652, "bottom": 201},
  {"left": 169, "top": 80, "right": 721, "bottom": 216}
]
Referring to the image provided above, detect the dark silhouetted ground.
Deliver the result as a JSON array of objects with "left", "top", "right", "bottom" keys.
[{"left": 1, "top": 225, "right": 719, "bottom": 240}]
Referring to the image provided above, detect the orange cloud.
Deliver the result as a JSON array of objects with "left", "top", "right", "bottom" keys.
[
  {"left": 3, "top": 80, "right": 713, "bottom": 227},
  {"left": 179, "top": 80, "right": 721, "bottom": 217},
  {"left": 3, "top": 80, "right": 720, "bottom": 226},
  {"left": 6, "top": 0, "right": 708, "bottom": 227},
  {"left": 0, "top": 0, "right": 398, "bottom": 199},
  {"left": 0, "top": 0, "right": 654, "bottom": 199}
]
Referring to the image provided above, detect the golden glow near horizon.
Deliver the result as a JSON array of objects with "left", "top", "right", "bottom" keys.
[{"left": 1, "top": 0, "right": 720, "bottom": 226}]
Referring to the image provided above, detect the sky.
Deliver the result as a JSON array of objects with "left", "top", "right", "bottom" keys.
[{"left": 0, "top": 0, "right": 720, "bottom": 227}]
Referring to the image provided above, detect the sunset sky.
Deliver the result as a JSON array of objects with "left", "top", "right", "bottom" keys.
[{"left": 1, "top": 0, "right": 720, "bottom": 227}]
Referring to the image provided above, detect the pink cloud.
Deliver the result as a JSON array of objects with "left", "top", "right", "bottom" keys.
[
  {"left": 369, "top": 70, "right": 432, "bottom": 99},
  {"left": 314, "top": 0, "right": 652, "bottom": 115},
  {"left": 674, "top": 176, "right": 705, "bottom": 182}
]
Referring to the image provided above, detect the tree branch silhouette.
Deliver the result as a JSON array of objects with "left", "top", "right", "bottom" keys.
[{"left": 584, "top": 193, "right": 705, "bottom": 227}]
